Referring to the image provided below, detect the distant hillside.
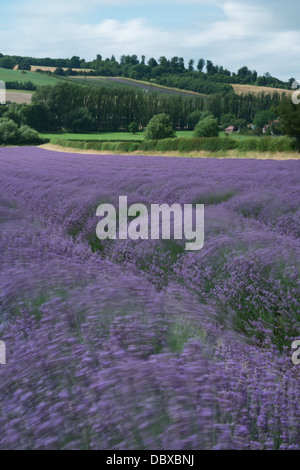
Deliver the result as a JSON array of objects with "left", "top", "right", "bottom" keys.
[
  {"left": 0, "top": 67, "right": 63, "bottom": 87},
  {"left": 69, "top": 75, "right": 208, "bottom": 99},
  {"left": 0, "top": 66, "right": 208, "bottom": 101},
  {"left": 29, "top": 65, "right": 94, "bottom": 73},
  {"left": 0, "top": 53, "right": 291, "bottom": 96},
  {"left": 0, "top": 63, "right": 290, "bottom": 112}
]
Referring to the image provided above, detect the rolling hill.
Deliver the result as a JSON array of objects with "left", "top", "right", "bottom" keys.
[
  {"left": 0, "top": 67, "right": 64, "bottom": 87},
  {"left": 0, "top": 64, "right": 292, "bottom": 103},
  {"left": 68, "top": 75, "right": 208, "bottom": 98}
]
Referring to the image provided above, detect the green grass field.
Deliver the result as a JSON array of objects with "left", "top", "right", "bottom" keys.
[
  {"left": 40, "top": 132, "right": 145, "bottom": 142},
  {"left": 6, "top": 89, "right": 35, "bottom": 94},
  {"left": 40, "top": 131, "right": 258, "bottom": 142},
  {"left": 0, "top": 68, "right": 63, "bottom": 87},
  {"left": 175, "top": 131, "right": 254, "bottom": 139},
  {"left": 41, "top": 131, "right": 206, "bottom": 142}
]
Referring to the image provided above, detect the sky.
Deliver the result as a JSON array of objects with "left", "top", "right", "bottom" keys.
[{"left": 0, "top": 0, "right": 299, "bottom": 81}]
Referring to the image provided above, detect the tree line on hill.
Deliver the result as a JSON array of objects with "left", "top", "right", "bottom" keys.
[
  {"left": 8, "top": 82, "right": 207, "bottom": 132},
  {"left": 142, "top": 96, "right": 300, "bottom": 150},
  {"left": 0, "top": 53, "right": 293, "bottom": 95},
  {"left": 207, "top": 90, "right": 282, "bottom": 124},
  {"left": 0, "top": 82, "right": 287, "bottom": 137},
  {"left": 5, "top": 81, "right": 37, "bottom": 91}
]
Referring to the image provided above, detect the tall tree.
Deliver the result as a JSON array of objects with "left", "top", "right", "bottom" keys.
[
  {"left": 188, "top": 59, "right": 194, "bottom": 71},
  {"left": 277, "top": 97, "right": 300, "bottom": 149},
  {"left": 206, "top": 60, "right": 213, "bottom": 74},
  {"left": 197, "top": 58, "right": 205, "bottom": 72}
]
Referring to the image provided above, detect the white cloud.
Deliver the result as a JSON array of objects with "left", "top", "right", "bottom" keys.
[
  {"left": 10, "top": 0, "right": 137, "bottom": 14},
  {"left": 180, "top": 1, "right": 299, "bottom": 79},
  {"left": 185, "top": 2, "right": 273, "bottom": 45},
  {"left": 0, "top": 16, "right": 175, "bottom": 59},
  {"left": 1, "top": 0, "right": 300, "bottom": 80},
  {"left": 78, "top": 19, "right": 175, "bottom": 57}
]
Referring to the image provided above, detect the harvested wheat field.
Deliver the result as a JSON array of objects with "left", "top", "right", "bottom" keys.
[
  {"left": 29, "top": 65, "right": 94, "bottom": 73},
  {"left": 231, "top": 83, "right": 293, "bottom": 96},
  {"left": 6, "top": 91, "right": 33, "bottom": 104}
]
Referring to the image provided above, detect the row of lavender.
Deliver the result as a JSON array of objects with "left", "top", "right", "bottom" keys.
[
  {"left": 2, "top": 147, "right": 299, "bottom": 348},
  {"left": 0, "top": 146, "right": 299, "bottom": 449}
]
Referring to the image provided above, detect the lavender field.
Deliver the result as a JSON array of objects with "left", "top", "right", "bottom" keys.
[{"left": 0, "top": 146, "right": 299, "bottom": 450}]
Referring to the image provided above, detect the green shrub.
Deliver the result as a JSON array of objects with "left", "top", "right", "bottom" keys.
[
  {"left": 94, "top": 142, "right": 105, "bottom": 150},
  {"left": 65, "top": 108, "right": 96, "bottom": 133},
  {"left": 177, "top": 138, "right": 200, "bottom": 152},
  {"left": 177, "top": 137, "right": 236, "bottom": 153},
  {"left": 128, "top": 142, "right": 140, "bottom": 152},
  {"left": 238, "top": 138, "right": 259, "bottom": 152},
  {"left": 0, "top": 118, "right": 19, "bottom": 144},
  {"left": 201, "top": 137, "right": 236, "bottom": 152},
  {"left": 273, "top": 137, "right": 294, "bottom": 152},
  {"left": 144, "top": 113, "right": 175, "bottom": 140},
  {"left": 194, "top": 116, "right": 219, "bottom": 138},
  {"left": 187, "top": 110, "right": 212, "bottom": 130},
  {"left": 18, "top": 125, "right": 44, "bottom": 145},
  {"left": 105, "top": 142, "right": 120, "bottom": 151},
  {"left": 84, "top": 142, "right": 93, "bottom": 150},
  {"left": 156, "top": 138, "right": 179, "bottom": 152},
  {"left": 45, "top": 136, "right": 296, "bottom": 155},
  {"left": 117, "top": 142, "right": 131, "bottom": 152},
  {"left": 139, "top": 140, "right": 158, "bottom": 151},
  {"left": 256, "top": 137, "right": 271, "bottom": 152},
  {"left": 128, "top": 121, "right": 139, "bottom": 134},
  {"left": 237, "top": 136, "right": 294, "bottom": 153}
]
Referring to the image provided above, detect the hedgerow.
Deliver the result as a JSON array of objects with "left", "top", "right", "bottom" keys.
[{"left": 48, "top": 136, "right": 296, "bottom": 154}]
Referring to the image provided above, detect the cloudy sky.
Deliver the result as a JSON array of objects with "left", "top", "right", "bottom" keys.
[{"left": 0, "top": 0, "right": 299, "bottom": 80}]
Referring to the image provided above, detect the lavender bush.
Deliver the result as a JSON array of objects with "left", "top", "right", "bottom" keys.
[{"left": 0, "top": 147, "right": 299, "bottom": 449}]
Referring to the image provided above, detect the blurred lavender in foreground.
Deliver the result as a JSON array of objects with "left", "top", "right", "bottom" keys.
[{"left": 0, "top": 147, "right": 299, "bottom": 449}]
